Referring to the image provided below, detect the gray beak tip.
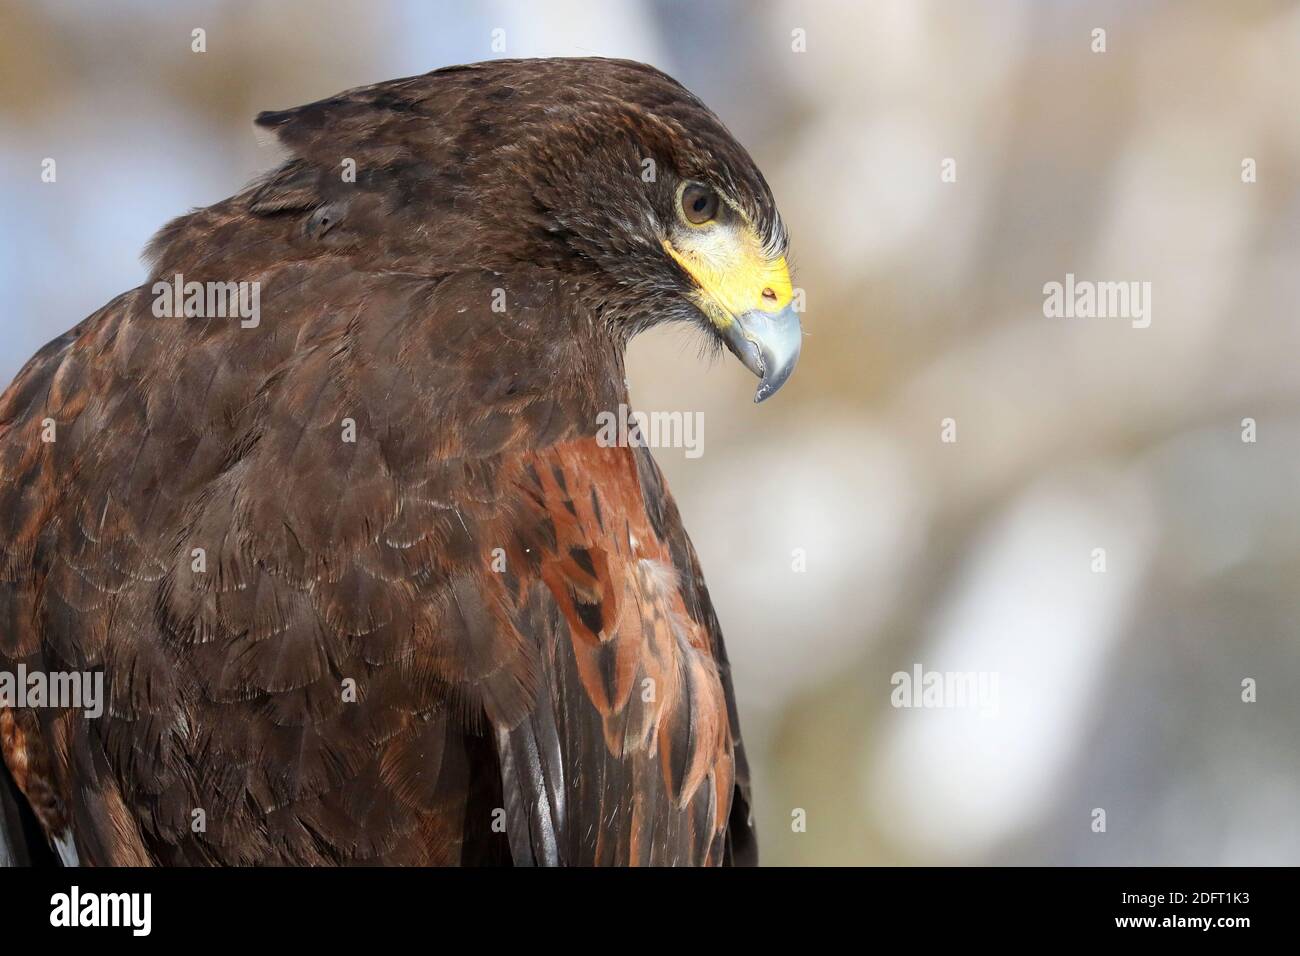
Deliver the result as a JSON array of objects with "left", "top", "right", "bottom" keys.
[
  {"left": 752, "top": 376, "right": 782, "bottom": 404},
  {"left": 722, "top": 303, "right": 802, "bottom": 404}
]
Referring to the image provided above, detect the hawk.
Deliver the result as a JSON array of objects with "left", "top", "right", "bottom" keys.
[{"left": 0, "top": 57, "right": 800, "bottom": 866}]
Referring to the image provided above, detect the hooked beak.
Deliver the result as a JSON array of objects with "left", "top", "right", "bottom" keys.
[{"left": 720, "top": 302, "right": 802, "bottom": 403}]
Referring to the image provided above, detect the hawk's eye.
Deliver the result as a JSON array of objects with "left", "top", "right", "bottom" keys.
[{"left": 680, "top": 183, "right": 719, "bottom": 225}]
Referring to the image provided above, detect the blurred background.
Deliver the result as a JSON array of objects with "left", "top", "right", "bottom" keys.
[{"left": 2, "top": 0, "right": 1298, "bottom": 864}]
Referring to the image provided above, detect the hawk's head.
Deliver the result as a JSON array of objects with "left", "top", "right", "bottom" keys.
[{"left": 253, "top": 57, "right": 801, "bottom": 402}]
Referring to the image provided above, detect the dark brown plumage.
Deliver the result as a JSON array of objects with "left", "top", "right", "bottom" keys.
[{"left": 0, "top": 57, "right": 796, "bottom": 866}]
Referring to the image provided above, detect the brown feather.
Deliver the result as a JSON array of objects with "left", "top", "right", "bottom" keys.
[{"left": 0, "top": 57, "right": 766, "bottom": 866}]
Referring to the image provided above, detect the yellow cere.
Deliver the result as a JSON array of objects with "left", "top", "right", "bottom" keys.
[{"left": 662, "top": 228, "right": 792, "bottom": 329}]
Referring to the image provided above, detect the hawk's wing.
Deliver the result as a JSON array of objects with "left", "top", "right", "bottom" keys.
[
  {"left": 0, "top": 251, "right": 754, "bottom": 864},
  {"left": 492, "top": 438, "right": 754, "bottom": 865}
]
